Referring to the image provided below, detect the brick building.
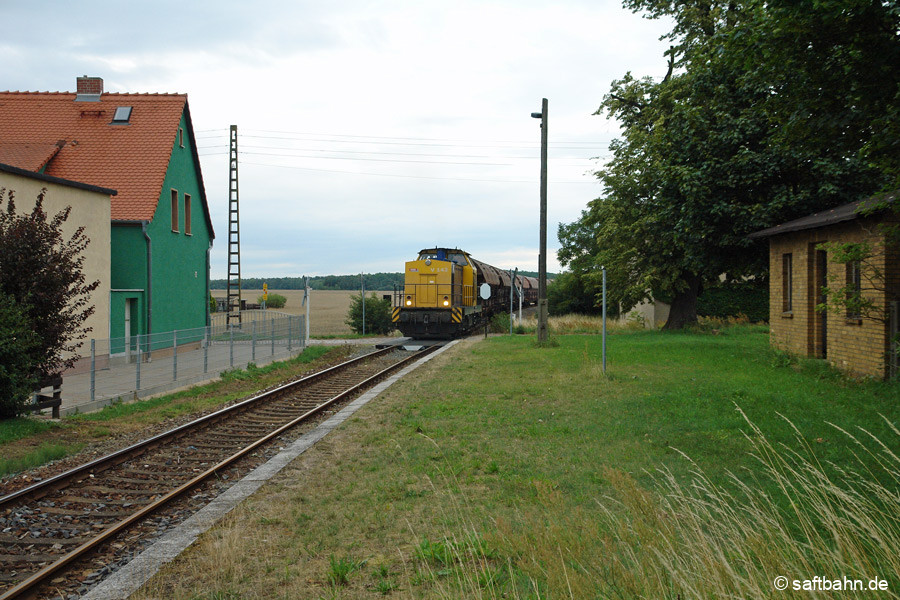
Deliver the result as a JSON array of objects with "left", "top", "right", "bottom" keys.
[{"left": 750, "top": 195, "right": 899, "bottom": 379}]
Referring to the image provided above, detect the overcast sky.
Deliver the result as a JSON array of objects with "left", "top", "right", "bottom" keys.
[{"left": 1, "top": 0, "right": 671, "bottom": 279}]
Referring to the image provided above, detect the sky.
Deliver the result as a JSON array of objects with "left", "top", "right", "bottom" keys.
[{"left": 1, "top": 0, "right": 672, "bottom": 279}]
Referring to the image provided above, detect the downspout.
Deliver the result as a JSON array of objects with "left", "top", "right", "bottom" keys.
[
  {"left": 206, "top": 241, "right": 212, "bottom": 326},
  {"left": 141, "top": 221, "right": 152, "bottom": 338}
]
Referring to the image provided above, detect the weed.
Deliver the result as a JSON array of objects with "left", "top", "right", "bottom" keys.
[
  {"left": 374, "top": 577, "right": 397, "bottom": 594},
  {"left": 415, "top": 537, "right": 454, "bottom": 566},
  {"left": 327, "top": 554, "right": 365, "bottom": 586},
  {"left": 0, "top": 442, "right": 77, "bottom": 478}
]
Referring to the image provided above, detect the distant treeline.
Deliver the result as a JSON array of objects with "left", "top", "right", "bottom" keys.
[
  {"left": 210, "top": 273, "right": 404, "bottom": 291},
  {"left": 210, "top": 270, "right": 551, "bottom": 291}
]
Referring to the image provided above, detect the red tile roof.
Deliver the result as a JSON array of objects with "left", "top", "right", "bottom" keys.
[
  {"left": 0, "top": 141, "right": 61, "bottom": 171},
  {"left": 0, "top": 91, "right": 193, "bottom": 222}
]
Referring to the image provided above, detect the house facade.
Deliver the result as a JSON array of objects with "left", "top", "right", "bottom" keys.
[
  {"left": 750, "top": 196, "right": 899, "bottom": 379},
  {"left": 0, "top": 76, "right": 214, "bottom": 355},
  {"left": 0, "top": 163, "right": 114, "bottom": 370}
]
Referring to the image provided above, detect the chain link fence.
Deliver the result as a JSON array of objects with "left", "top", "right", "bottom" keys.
[{"left": 62, "top": 312, "right": 305, "bottom": 414}]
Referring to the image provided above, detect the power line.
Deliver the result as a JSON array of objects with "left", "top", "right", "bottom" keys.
[
  {"left": 238, "top": 160, "right": 599, "bottom": 185},
  {"left": 194, "top": 128, "right": 608, "bottom": 150},
  {"left": 196, "top": 143, "right": 599, "bottom": 162}
]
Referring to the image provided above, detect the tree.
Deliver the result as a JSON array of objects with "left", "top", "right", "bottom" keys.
[
  {"left": 345, "top": 293, "right": 394, "bottom": 335},
  {"left": 0, "top": 291, "right": 40, "bottom": 419},
  {"left": 559, "top": 0, "right": 900, "bottom": 328},
  {"left": 0, "top": 188, "right": 100, "bottom": 379}
]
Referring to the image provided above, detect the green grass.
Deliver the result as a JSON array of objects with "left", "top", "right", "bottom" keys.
[
  {"left": 0, "top": 416, "right": 59, "bottom": 445},
  {"left": 0, "top": 442, "right": 80, "bottom": 476},
  {"left": 130, "top": 327, "right": 900, "bottom": 599}
]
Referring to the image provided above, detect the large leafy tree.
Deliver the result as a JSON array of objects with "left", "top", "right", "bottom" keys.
[
  {"left": 559, "top": 0, "right": 900, "bottom": 328},
  {"left": 0, "top": 188, "right": 99, "bottom": 382}
]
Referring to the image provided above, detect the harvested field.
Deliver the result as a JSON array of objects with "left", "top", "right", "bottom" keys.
[{"left": 211, "top": 289, "right": 392, "bottom": 337}]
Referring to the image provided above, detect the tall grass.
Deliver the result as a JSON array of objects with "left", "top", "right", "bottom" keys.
[{"left": 489, "top": 410, "right": 900, "bottom": 598}]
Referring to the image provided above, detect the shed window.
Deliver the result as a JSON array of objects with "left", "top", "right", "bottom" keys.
[
  {"left": 171, "top": 190, "right": 179, "bottom": 232},
  {"left": 184, "top": 194, "right": 192, "bottom": 235},
  {"left": 782, "top": 253, "right": 793, "bottom": 313},
  {"left": 846, "top": 260, "right": 862, "bottom": 320}
]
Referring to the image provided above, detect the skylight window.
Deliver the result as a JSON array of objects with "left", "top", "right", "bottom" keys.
[{"left": 111, "top": 106, "right": 133, "bottom": 124}]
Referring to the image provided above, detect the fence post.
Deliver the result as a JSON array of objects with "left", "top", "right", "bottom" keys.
[
  {"left": 136, "top": 334, "right": 142, "bottom": 391},
  {"left": 288, "top": 317, "right": 292, "bottom": 352},
  {"left": 271, "top": 318, "right": 275, "bottom": 356},
  {"left": 90, "top": 339, "right": 96, "bottom": 403},
  {"left": 252, "top": 320, "right": 257, "bottom": 362},
  {"left": 203, "top": 327, "right": 209, "bottom": 374},
  {"left": 172, "top": 330, "right": 178, "bottom": 381},
  {"left": 230, "top": 326, "right": 234, "bottom": 368}
]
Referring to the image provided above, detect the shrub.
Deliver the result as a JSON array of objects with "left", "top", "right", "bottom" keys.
[
  {"left": 0, "top": 292, "right": 40, "bottom": 419},
  {"left": 697, "top": 280, "right": 769, "bottom": 322},
  {"left": 258, "top": 293, "right": 286, "bottom": 309},
  {"left": 346, "top": 293, "right": 394, "bottom": 335},
  {"left": 0, "top": 188, "right": 99, "bottom": 377}
]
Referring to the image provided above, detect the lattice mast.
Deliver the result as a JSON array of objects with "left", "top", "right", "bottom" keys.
[{"left": 226, "top": 125, "right": 242, "bottom": 326}]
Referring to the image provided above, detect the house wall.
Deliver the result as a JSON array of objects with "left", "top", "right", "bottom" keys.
[
  {"left": 145, "top": 111, "right": 211, "bottom": 340},
  {"left": 109, "top": 223, "right": 147, "bottom": 347},
  {"left": 0, "top": 171, "right": 111, "bottom": 361},
  {"left": 768, "top": 218, "right": 893, "bottom": 378}
]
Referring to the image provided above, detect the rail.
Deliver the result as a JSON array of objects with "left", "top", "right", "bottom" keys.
[{"left": 0, "top": 344, "right": 439, "bottom": 600}]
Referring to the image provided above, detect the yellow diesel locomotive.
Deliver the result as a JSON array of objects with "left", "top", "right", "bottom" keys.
[{"left": 392, "top": 248, "right": 538, "bottom": 338}]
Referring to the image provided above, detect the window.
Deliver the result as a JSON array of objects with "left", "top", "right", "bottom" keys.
[
  {"left": 184, "top": 194, "right": 192, "bottom": 235},
  {"left": 171, "top": 190, "right": 179, "bottom": 232},
  {"left": 782, "top": 253, "right": 793, "bottom": 313},
  {"left": 179, "top": 127, "right": 184, "bottom": 147},
  {"left": 111, "top": 106, "right": 132, "bottom": 124},
  {"left": 846, "top": 260, "right": 862, "bottom": 320}
]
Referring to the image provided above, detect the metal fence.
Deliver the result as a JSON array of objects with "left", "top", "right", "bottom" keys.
[{"left": 64, "top": 312, "right": 306, "bottom": 412}]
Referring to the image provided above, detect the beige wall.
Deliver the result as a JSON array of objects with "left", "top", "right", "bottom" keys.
[
  {"left": 620, "top": 298, "right": 670, "bottom": 329},
  {"left": 767, "top": 217, "right": 896, "bottom": 379},
  {"left": 0, "top": 172, "right": 111, "bottom": 364}
]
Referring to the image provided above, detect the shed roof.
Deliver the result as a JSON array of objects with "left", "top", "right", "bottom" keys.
[
  {"left": 0, "top": 90, "right": 211, "bottom": 236},
  {"left": 748, "top": 193, "right": 896, "bottom": 239},
  {"left": 0, "top": 161, "right": 117, "bottom": 196}
]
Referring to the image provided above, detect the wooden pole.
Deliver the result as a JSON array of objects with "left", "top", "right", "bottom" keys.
[{"left": 536, "top": 98, "right": 549, "bottom": 344}]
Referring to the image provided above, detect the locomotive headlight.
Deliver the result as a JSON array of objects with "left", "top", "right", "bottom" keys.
[
  {"left": 443, "top": 296, "right": 449, "bottom": 307},
  {"left": 406, "top": 296, "right": 412, "bottom": 306}
]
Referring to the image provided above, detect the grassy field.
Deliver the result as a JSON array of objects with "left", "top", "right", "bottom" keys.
[
  {"left": 212, "top": 290, "right": 393, "bottom": 337},
  {"left": 133, "top": 327, "right": 900, "bottom": 599}
]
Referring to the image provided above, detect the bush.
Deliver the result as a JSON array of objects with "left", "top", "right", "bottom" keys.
[
  {"left": 258, "top": 293, "right": 287, "bottom": 309},
  {"left": 0, "top": 292, "right": 40, "bottom": 419},
  {"left": 697, "top": 280, "right": 769, "bottom": 322},
  {"left": 346, "top": 293, "right": 394, "bottom": 335}
]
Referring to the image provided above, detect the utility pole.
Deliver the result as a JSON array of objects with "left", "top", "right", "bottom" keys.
[
  {"left": 361, "top": 273, "right": 366, "bottom": 336},
  {"left": 531, "top": 99, "right": 549, "bottom": 344}
]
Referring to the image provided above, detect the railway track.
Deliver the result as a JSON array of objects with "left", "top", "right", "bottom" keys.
[{"left": 0, "top": 344, "right": 438, "bottom": 600}]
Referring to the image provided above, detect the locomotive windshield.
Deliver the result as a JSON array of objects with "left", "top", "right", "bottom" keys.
[{"left": 417, "top": 250, "right": 469, "bottom": 266}]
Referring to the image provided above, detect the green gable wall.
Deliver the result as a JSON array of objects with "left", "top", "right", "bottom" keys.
[
  {"left": 108, "top": 109, "right": 212, "bottom": 350},
  {"left": 146, "top": 111, "right": 211, "bottom": 339}
]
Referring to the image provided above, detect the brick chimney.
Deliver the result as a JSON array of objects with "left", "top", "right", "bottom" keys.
[{"left": 75, "top": 76, "right": 103, "bottom": 100}]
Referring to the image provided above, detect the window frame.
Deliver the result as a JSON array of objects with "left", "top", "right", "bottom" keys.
[
  {"left": 171, "top": 189, "right": 179, "bottom": 233},
  {"left": 782, "top": 253, "right": 793, "bottom": 314},
  {"left": 184, "top": 194, "right": 192, "bottom": 235}
]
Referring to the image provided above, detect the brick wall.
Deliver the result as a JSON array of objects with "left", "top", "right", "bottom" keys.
[{"left": 767, "top": 217, "right": 895, "bottom": 379}]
